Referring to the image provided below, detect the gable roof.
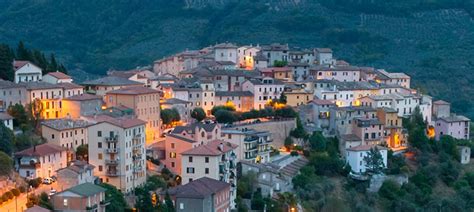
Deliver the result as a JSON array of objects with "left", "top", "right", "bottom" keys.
[
  {"left": 87, "top": 114, "right": 146, "bottom": 129},
  {"left": 172, "top": 123, "right": 218, "bottom": 134},
  {"left": 0, "top": 112, "right": 13, "bottom": 120},
  {"left": 166, "top": 177, "right": 230, "bottom": 199},
  {"left": 13, "top": 60, "right": 41, "bottom": 72},
  {"left": 25, "top": 205, "right": 51, "bottom": 212},
  {"left": 60, "top": 183, "right": 106, "bottom": 197},
  {"left": 15, "top": 143, "right": 67, "bottom": 157},
  {"left": 82, "top": 76, "right": 143, "bottom": 86},
  {"left": 41, "top": 119, "right": 93, "bottom": 131},
  {"left": 45, "top": 71, "right": 71, "bottom": 80},
  {"left": 106, "top": 86, "right": 159, "bottom": 95},
  {"left": 182, "top": 140, "right": 237, "bottom": 156},
  {"left": 64, "top": 93, "right": 102, "bottom": 101},
  {"left": 57, "top": 160, "right": 95, "bottom": 174}
]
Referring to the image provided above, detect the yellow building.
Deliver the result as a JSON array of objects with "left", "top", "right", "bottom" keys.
[
  {"left": 284, "top": 90, "right": 314, "bottom": 107},
  {"left": 105, "top": 87, "right": 161, "bottom": 144}
]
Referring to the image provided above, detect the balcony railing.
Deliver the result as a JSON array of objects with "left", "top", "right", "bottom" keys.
[
  {"left": 105, "top": 136, "right": 118, "bottom": 143},
  {"left": 105, "top": 159, "right": 119, "bottom": 165},
  {"left": 133, "top": 154, "right": 143, "bottom": 161},
  {"left": 133, "top": 166, "right": 143, "bottom": 172},
  {"left": 106, "top": 147, "right": 119, "bottom": 154},
  {"left": 106, "top": 170, "right": 119, "bottom": 177}
]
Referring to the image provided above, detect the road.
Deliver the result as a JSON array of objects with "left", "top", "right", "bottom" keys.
[{"left": 0, "top": 181, "right": 59, "bottom": 212}]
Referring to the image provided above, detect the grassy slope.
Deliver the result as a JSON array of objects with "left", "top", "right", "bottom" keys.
[{"left": 0, "top": 0, "right": 473, "bottom": 117}]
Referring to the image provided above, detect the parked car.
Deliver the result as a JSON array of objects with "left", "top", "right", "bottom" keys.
[{"left": 42, "top": 178, "right": 53, "bottom": 185}]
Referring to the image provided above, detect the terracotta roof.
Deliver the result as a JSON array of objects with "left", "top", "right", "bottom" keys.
[
  {"left": 166, "top": 177, "right": 230, "bottom": 199},
  {"left": 347, "top": 145, "right": 386, "bottom": 152},
  {"left": 15, "top": 143, "right": 67, "bottom": 157},
  {"left": 64, "top": 93, "right": 102, "bottom": 101},
  {"left": 56, "top": 160, "right": 95, "bottom": 174},
  {"left": 25, "top": 205, "right": 51, "bottom": 212},
  {"left": 13, "top": 60, "right": 31, "bottom": 71},
  {"left": 315, "top": 48, "right": 333, "bottom": 53},
  {"left": 182, "top": 140, "right": 237, "bottom": 156},
  {"left": 215, "top": 91, "right": 253, "bottom": 97},
  {"left": 167, "top": 134, "right": 197, "bottom": 143},
  {"left": 438, "top": 115, "right": 470, "bottom": 123},
  {"left": 214, "top": 42, "right": 237, "bottom": 49},
  {"left": 260, "top": 67, "right": 292, "bottom": 73},
  {"left": 20, "top": 82, "right": 62, "bottom": 90},
  {"left": 57, "top": 82, "right": 83, "bottom": 89},
  {"left": 87, "top": 114, "right": 146, "bottom": 129},
  {"left": 0, "top": 112, "right": 13, "bottom": 120},
  {"left": 161, "top": 98, "right": 190, "bottom": 105},
  {"left": 106, "top": 86, "right": 160, "bottom": 95},
  {"left": 45, "top": 71, "right": 71, "bottom": 79},
  {"left": 0, "top": 79, "right": 25, "bottom": 89},
  {"left": 340, "top": 134, "right": 361, "bottom": 142}
]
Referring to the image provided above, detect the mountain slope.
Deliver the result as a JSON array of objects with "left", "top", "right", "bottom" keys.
[{"left": 0, "top": 0, "right": 473, "bottom": 118}]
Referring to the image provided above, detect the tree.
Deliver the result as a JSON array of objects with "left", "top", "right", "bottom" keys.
[
  {"left": 284, "top": 136, "right": 294, "bottom": 150},
  {"left": 273, "top": 60, "right": 288, "bottom": 67},
  {"left": 363, "top": 147, "right": 385, "bottom": 174},
  {"left": 0, "top": 44, "right": 15, "bottom": 81},
  {"left": 27, "top": 98, "right": 44, "bottom": 131},
  {"left": 0, "top": 152, "right": 13, "bottom": 176},
  {"left": 290, "top": 116, "right": 307, "bottom": 138},
  {"left": 211, "top": 105, "right": 235, "bottom": 115},
  {"left": 0, "top": 122, "right": 14, "bottom": 155},
  {"left": 191, "top": 107, "right": 206, "bottom": 122},
  {"left": 16, "top": 41, "right": 32, "bottom": 61},
  {"left": 161, "top": 108, "right": 181, "bottom": 126},
  {"left": 164, "top": 192, "right": 175, "bottom": 211},
  {"left": 278, "top": 93, "right": 287, "bottom": 104},
  {"left": 146, "top": 175, "right": 167, "bottom": 191},
  {"left": 76, "top": 144, "right": 88, "bottom": 161},
  {"left": 7, "top": 104, "right": 29, "bottom": 129},
  {"left": 134, "top": 187, "right": 155, "bottom": 212},
  {"left": 38, "top": 192, "right": 53, "bottom": 209},
  {"left": 308, "top": 131, "right": 326, "bottom": 152},
  {"left": 214, "top": 110, "right": 237, "bottom": 124},
  {"left": 100, "top": 183, "right": 128, "bottom": 211}
]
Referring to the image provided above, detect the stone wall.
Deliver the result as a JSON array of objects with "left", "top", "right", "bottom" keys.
[{"left": 229, "top": 118, "right": 296, "bottom": 148}]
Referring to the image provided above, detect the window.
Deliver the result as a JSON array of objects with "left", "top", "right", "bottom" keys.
[
  {"left": 179, "top": 203, "right": 184, "bottom": 210},
  {"left": 205, "top": 157, "right": 209, "bottom": 163},
  {"left": 51, "top": 134, "right": 55, "bottom": 139},
  {"left": 170, "top": 152, "right": 177, "bottom": 158},
  {"left": 98, "top": 142, "right": 102, "bottom": 148},
  {"left": 205, "top": 168, "right": 209, "bottom": 174},
  {"left": 171, "top": 143, "right": 175, "bottom": 149},
  {"left": 63, "top": 199, "right": 68, "bottom": 207},
  {"left": 98, "top": 165, "right": 103, "bottom": 171},
  {"left": 189, "top": 156, "right": 193, "bottom": 163},
  {"left": 186, "top": 167, "right": 195, "bottom": 173},
  {"left": 98, "top": 131, "right": 102, "bottom": 137},
  {"left": 98, "top": 153, "right": 103, "bottom": 160}
]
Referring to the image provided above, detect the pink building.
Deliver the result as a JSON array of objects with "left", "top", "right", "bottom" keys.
[
  {"left": 164, "top": 123, "right": 221, "bottom": 174},
  {"left": 352, "top": 117, "right": 384, "bottom": 146},
  {"left": 434, "top": 116, "right": 470, "bottom": 140}
]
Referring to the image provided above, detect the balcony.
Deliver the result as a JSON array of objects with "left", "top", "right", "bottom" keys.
[
  {"left": 105, "top": 136, "right": 118, "bottom": 143},
  {"left": 244, "top": 137, "right": 258, "bottom": 143},
  {"left": 106, "top": 170, "right": 119, "bottom": 177},
  {"left": 105, "top": 159, "right": 119, "bottom": 165},
  {"left": 133, "top": 154, "right": 143, "bottom": 161},
  {"left": 106, "top": 147, "right": 119, "bottom": 154},
  {"left": 19, "top": 162, "right": 41, "bottom": 169},
  {"left": 133, "top": 166, "right": 144, "bottom": 173}
]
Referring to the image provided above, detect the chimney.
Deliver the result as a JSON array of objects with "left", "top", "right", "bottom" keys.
[{"left": 33, "top": 145, "right": 36, "bottom": 152}]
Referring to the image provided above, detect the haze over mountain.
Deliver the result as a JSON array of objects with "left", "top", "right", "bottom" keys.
[{"left": 0, "top": 0, "right": 473, "bottom": 117}]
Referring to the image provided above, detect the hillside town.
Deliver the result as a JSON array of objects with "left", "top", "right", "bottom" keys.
[{"left": 0, "top": 42, "right": 471, "bottom": 212}]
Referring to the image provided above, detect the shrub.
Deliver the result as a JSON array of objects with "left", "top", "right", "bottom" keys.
[
  {"left": 18, "top": 186, "right": 26, "bottom": 193},
  {"left": 290, "top": 151, "right": 299, "bottom": 156},
  {"left": 11, "top": 188, "right": 20, "bottom": 197},
  {"left": 5, "top": 191, "right": 13, "bottom": 199}
]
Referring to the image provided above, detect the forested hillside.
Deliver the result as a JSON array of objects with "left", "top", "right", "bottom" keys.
[{"left": 0, "top": 0, "right": 473, "bottom": 117}]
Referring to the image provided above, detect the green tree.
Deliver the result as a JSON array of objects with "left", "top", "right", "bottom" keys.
[
  {"left": 16, "top": 41, "right": 32, "bottom": 61},
  {"left": 211, "top": 105, "right": 235, "bottom": 115},
  {"left": 164, "top": 192, "right": 175, "bottom": 211},
  {"left": 0, "top": 44, "right": 15, "bottom": 81},
  {"left": 284, "top": 136, "right": 294, "bottom": 150},
  {"left": 214, "top": 110, "right": 237, "bottom": 124},
  {"left": 278, "top": 93, "right": 287, "bottom": 104},
  {"left": 363, "top": 147, "right": 385, "bottom": 174},
  {"left": 39, "top": 192, "right": 53, "bottom": 210},
  {"left": 273, "top": 60, "right": 288, "bottom": 67},
  {"left": 191, "top": 107, "right": 206, "bottom": 122},
  {"left": 100, "top": 183, "right": 128, "bottom": 211},
  {"left": 160, "top": 108, "right": 181, "bottom": 126},
  {"left": 134, "top": 187, "right": 155, "bottom": 212},
  {"left": 0, "top": 122, "right": 14, "bottom": 155},
  {"left": 378, "top": 180, "right": 401, "bottom": 200},
  {"left": 76, "top": 144, "right": 88, "bottom": 161},
  {"left": 146, "top": 175, "right": 167, "bottom": 191},
  {"left": 7, "top": 104, "right": 29, "bottom": 128},
  {"left": 27, "top": 98, "right": 44, "bottom": 131},
  {"left": 290, "top": 116, "right": 307, "bottom": 138},
  {"left": 308, "top": 131, "right": 326, "bottom": 152},
  {"left": 0, "top": 151, "right": 13, "bottom": 176}
]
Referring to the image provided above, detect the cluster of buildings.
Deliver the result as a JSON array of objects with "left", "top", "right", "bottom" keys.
[{"left": 0, "top": 42, "right": 471, "bottom": 211}]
